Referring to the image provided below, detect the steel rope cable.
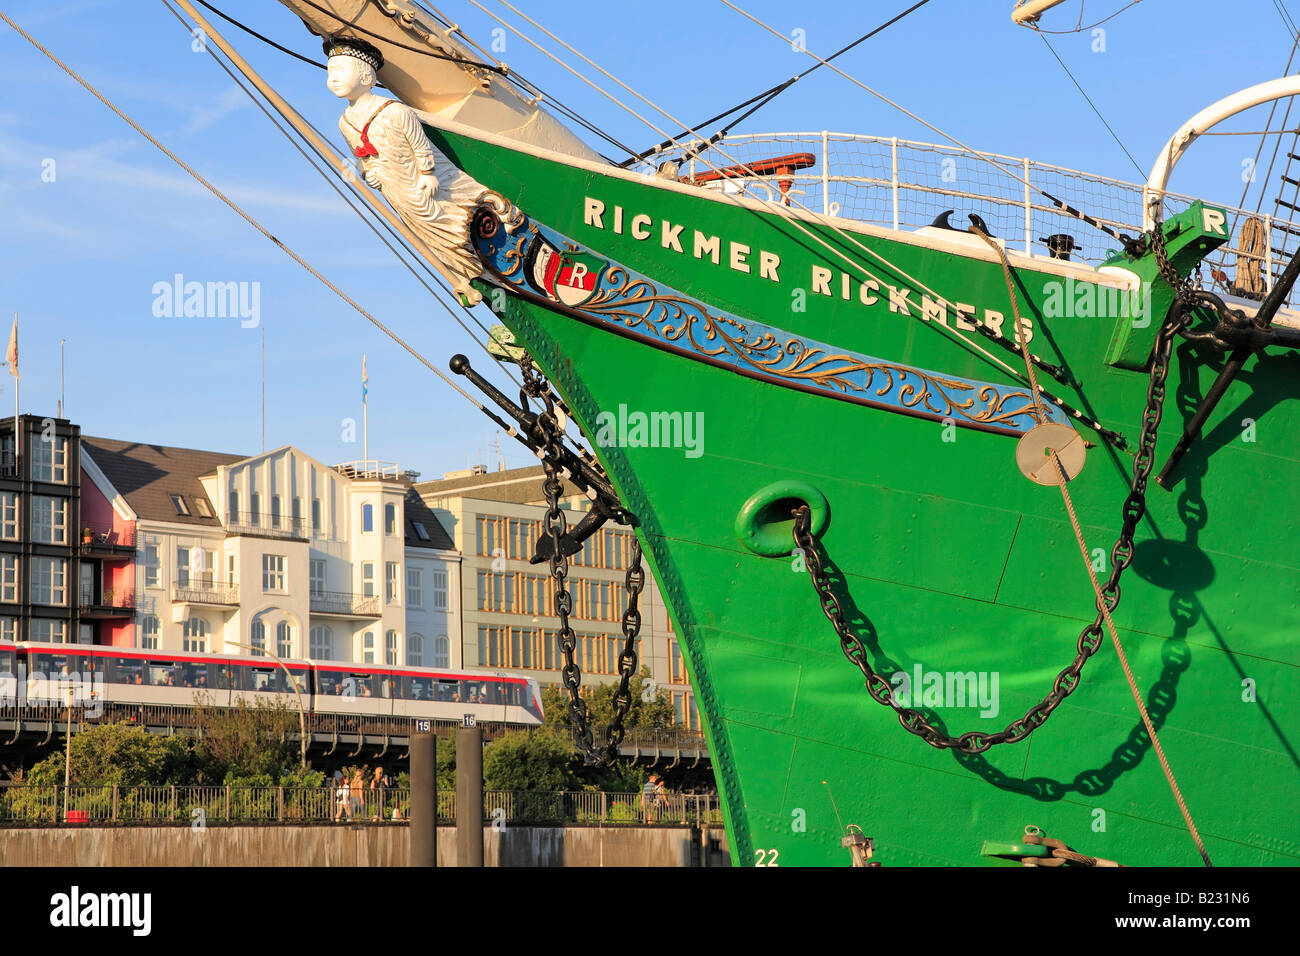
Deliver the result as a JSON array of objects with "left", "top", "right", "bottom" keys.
[
  {"left": 471, "top": 0, "right": 1035, "bottom": 386},
  {"left": 0, "top": 7, "right": 512, "bottom": 426},
  {"left": 972, "top": 224, "right": 1213, "bottom": 868}
]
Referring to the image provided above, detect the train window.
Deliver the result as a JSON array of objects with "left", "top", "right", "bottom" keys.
[
  {"left": 377, "top": 676, "right": 395, "bottom": 699},
  {"left": 435, "top": 680, "right": 458, "bottom": 702},
  {"left": 176, "top": 663, "right": 209, "bottom": 689},
  {"left": 107, "top": 657, "right": 144, "bottom": 685},
  {"left": 245, "top": 667, "right": 278, "bottom": 692},
  {"left": 317, "top": 671, "right": 345, "bottom": 696},
  {"left": 215, "top": 665, "right": 235, "bottom": 690},
  {"left": 407, "top": 676, "right": 432, "bottom": 701},
  {"left": 145, "top": 663, "right": 174, "bottom": 687}
]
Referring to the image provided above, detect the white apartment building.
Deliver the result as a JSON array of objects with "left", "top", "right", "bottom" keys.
[{"left": 81, "top": 438, "right": 459, "bottom": 666}]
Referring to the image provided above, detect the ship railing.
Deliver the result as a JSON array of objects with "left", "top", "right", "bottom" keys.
[
  {"left": 635, "top": 131, "right": 1294, "bottom": 308},
  {"left": 0, "top": 784, "right": 724, "bottom": 827}
]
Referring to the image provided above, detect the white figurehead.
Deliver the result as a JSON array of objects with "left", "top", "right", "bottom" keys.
[{"left": 325, "top": 36, "right": 495, "bottom": 303}]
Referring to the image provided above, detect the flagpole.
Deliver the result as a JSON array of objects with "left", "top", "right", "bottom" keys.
[
  {"left": 10, "top": 313, "right": 17, "bottom": 465},
  {"left": 362, "top": 353, "right": 369, "bottom": 465}
]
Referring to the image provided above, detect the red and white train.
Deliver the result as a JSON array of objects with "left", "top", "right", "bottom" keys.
[{"left": 0, "top": 641, "right": 544, "bottom": 727}]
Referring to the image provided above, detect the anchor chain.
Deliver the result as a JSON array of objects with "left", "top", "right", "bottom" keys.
[
  {"left": 523, "top": 360, "right": 644, "bottom": 766},
  {"left": 792, "top": 275, "right": 1194, "bottom": 754}
]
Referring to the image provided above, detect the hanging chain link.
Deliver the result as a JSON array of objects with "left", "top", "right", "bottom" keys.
[
  {"left": 523, "top": 358, "right": 644, "bottom": 766},
  {"left": 792, "top": 224, "right": 1196, "bottom": 754}
]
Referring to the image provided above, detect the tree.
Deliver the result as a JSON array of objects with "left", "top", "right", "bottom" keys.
[
  {"left": 24, "top": 723, "right": 191, "bottom": 787},
  {"left": 191, "top": 696, "right": 299, "bottom": 783},
  {"left": 542, "top": 666, "right": 673, "bottom": 731},
  {"left": 483, "top": 729, "right": 580, "bottom": 791}
]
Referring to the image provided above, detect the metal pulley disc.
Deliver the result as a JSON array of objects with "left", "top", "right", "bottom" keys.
[{"left": 1016, "top": 423, "right": 1086, "bottom": 486}]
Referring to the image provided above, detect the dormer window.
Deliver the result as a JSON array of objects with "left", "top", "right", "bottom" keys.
[
  {"left": 411, "top": 521, "right": 430, "bottom": 541},
  {"left": 169, "top": 494, "right": 190, "bottom": 516}
]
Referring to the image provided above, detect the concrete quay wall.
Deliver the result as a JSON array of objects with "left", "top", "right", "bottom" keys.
[{"left": 0, "top": 825, "right": 730, "bottom": 867}]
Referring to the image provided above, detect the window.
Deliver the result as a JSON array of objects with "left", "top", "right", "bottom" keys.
[
  {"left": 30, "top": 557, "right": 66, "bottom": 606},
  {"left": 199, "top": 550, "right": 215, "bottom": 587},
  {"left": 78, "top": 623, "right": 94, "bottom": 645},
  {"left": 407, "top": 568, "right": 423, "bottom": 608},
  {"left": 309, "top": 559, "right": 326, "bottom": 597},
  {"left": 386, "top": 562, "right": 400, "bottom": 604},
  {"left": 0, "top": 556, "right": 17, "bottom": 602},
  {"left": 169, "top": 494, "right": 190, "bottom": 516},
  {"left": 309, "top": 625, "right": 332, "bottom": 659},
  {"left": 270, "top": 495, "right": 282, "bottom": 529},
  {"left": 385, "top": 503, "right": 396, "bottom": 535},
  {"left": 195, "top": 497, "right": 212, "bottom": 518},
  {"left": 176, "top": 547, "right": 191, "bottom": 588},
  {"left": 31, "top": 496, "right": 67, "bottom": 544},
  {"left": 434, "top": 635, "right": 450, "bottom": 668},
  {"left": 1, "top": 492, "right": 17, "bottom": 539},
  {"left": 262, "top": 554, "right": 285, "bottom": 592},
  {"left": 432, "top": 570, "right": 448, "bottom": 610},
  {"left": 385, "top": 629, "right": 398, "bottom": 665},
  {"left": 361, "top": 562, "right": 374, "bottom": 598},
  {"left": 407, "top": 633, "right": 424, "bottom": 666},
  {"left": 276, "top": 621, "right": 292, "bottom": 658},
  {"left": 362, "top": 630, "right": 375, "bottom": 664},
  {"left": 250, "top": 493, "right": 261, "bottom": 522},
  {"left": 411, "top": 521, "right": 430, "bottom": 541},
  {"left": 0, "top": 434, "right": 13, "bottom": 474},
  {"left": 183, "top": 617, "right": 208, "bottom": 653},
  {"left": 250, "top": 620, "right": 266, "bottom": 656},
  {"left": 0, "top": 617, "right": 16, "bottom": 640},
  {"left": 292, "top": 497, "right": 302, "bottom": 530},
  {"left": 31, "top": 434, "right": 68, "bottom": 483},
  {"left": 31, "top": 619, "right": 67, "bottom": 642},
  {"left": 227, "top": 553, "right": 237, "bottom": 587},
  {"left": 311, "top": 498, "right": 321, "bottom": 533},
  {"left": 144, "top": 543, "right": 160, "bottom": 588},
  {"left": 362, "top": 503, "right": 373, "bottom": 533},
  {"left": 140, "top": 615, "right": 160, "bottom": 650},
  {"left": 229, "top": 489, "right": 239, "bottom": 517}
]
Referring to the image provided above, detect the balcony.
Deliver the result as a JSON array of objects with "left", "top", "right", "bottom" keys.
[
  {"left": 309, "top": 589, "right": 381, "bottom": 618},
  {"left": 173, "top": 576, "right": 239, "bottom": 607},
  {"left": 78, "top": 588, "right": 137, "bottom": 618},
  {"left": 226, "top": 510, "right": 308, "bottom": 541},
  {"left": 79, "top": 525, "right": 136, "bottom": 559}
]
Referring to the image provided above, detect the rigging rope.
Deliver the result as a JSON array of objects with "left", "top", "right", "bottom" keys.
[
  {"left": 1031, "top": 29, "right": 1145, "bottom": 179},
  {"left": 618, "top": 0, "right": 934, "bottom": 166},
  {"left": 161, "top": 0, "right": 528, "bottom": 396},
  {"left": 0, "top": 8, "right": 507, "bottom": 424},
  {"left": 475, "top": 0, "right": 1040, "bottom": 388},
  {"left": 1018, "top": 0, "right": 1144, "bottom": 35},
  {"left": 971, "top": 223, "right": 1214, "bottom": 869}
]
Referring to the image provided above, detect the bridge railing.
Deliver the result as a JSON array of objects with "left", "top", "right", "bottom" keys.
[{"left": 0, "top": 785, "right": 723, "bottom": 827}]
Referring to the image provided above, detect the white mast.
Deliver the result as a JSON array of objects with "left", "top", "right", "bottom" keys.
[{"left": 1011, "top": 0, "right": 1073, "bottom": 25}]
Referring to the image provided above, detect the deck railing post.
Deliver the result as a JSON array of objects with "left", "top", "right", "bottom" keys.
[
  {"left": 822, "top": 130, "right": 830, "bottom": 213},
  {"left": 891, "top": 136, "right": 900, "bottom": 229},
  {"left": 1024, "top": 156, "right": 1033, "bottom": 255},
  {"left": 1266, "top": 213, "right": 1275, "bottom": 291},
  {"left": 112, "top": 784, "right": 119, "bottom": 822}
]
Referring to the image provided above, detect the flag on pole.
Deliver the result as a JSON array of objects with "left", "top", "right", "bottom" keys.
[
  {"left": 361, "top": 353, "right": 368, "bottom": 403},
  {"left": 5, "top": 315, "right": 16, "bottom": 378}
]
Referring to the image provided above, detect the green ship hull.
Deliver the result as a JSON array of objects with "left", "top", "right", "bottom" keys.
[{"left": 437, "top": 121, "right": 1299, "bottom": 867}]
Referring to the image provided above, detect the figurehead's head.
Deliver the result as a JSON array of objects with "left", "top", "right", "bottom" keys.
[{"left": 324, "top": 37, "right": 383, "bottom": 98}]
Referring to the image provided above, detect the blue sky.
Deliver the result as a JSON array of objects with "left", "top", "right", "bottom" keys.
[{"left": 0, "top": 0, "right": 1290, "bottom": 478}]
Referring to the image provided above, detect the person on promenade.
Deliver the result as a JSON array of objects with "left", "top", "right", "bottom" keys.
[
  {"left": 370, "top": 766, "right": 391, "bottom": 822},
  {"left": 333, "top": 771, "right": 350, "bottom": 822}
]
